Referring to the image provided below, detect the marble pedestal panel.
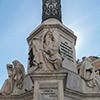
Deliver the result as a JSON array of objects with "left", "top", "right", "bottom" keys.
[{"left": 30, "top": 72, "right": 67, "bottom": 100}]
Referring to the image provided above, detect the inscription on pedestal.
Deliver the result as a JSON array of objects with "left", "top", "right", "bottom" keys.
[
  {"left": 39, "top": 83, "right": 58, "bottom": 100},
  {"left": 60, "top": 36, "right": 73, "bottom": 62},
  {"left": 59, "top": 36, "right": 75, "bottom": 70}
]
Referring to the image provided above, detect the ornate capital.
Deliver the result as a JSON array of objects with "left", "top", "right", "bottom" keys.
[{"left": 42, "top": 0, "right": 62, "bottom": 22}]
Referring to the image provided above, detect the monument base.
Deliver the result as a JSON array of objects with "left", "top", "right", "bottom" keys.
[{"left": 30, "top": 72, "right": 67, "bottom": 100}]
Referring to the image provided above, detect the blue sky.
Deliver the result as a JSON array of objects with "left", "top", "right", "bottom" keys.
[{"left": 0, "top": 0, "right": 100, "bottom": 88}]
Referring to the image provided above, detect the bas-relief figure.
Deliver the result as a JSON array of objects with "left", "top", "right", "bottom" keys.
[
  {"left": 28, "top": 30, "right": 62, "bottom": 71},
  {"left": 32, "top": 37, "right": 44, "bottom": 69},
  {"left": 42, "top": 31, "right": 62, "bottom": 71},
  {"left": 1, "top": 60, "right": 25, "bottom": 95},
  {"left": 28, "top": 37, "right": 46, "bottom": 71},
  {"left": 79, "top": 57, "right": 100, "bottom": 90}
]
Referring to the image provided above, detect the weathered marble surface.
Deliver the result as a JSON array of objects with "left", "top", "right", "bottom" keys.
[
  {"left": 30, "top": 72, "right": 67, "bottom": 100},
  {"left": 66, "top": 70, "right": 82, "bottom": 92},
  {"left": 27, "top": 18, "right": 77, "bottom": 73},
  {"left": 77, "top": 57, "right": 100, "bottom": 93},
  {"left": 1, "top": 60, "right": 26, "bottom": 95}
]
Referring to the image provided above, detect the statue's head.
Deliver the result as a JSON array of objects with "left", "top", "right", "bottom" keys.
[
  {"left": 7, "top": 64, "right": 13, "bottom": 69},
  {"left": 6, "top": 64, "right": 13, "bottom": 78},
  {"left": 44, "top": 31, "right": 55, "bottom": 43},
  {"left": 12, "top": 60, "right": 20, "bottom": 66}
]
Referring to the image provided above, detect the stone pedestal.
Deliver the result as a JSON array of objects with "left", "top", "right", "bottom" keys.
[
  {"left": 27, "top": 19, "right": 77, "bottom": 74},
  {"left": 30, "top": 72, "right": 67, "bottom": 100}
]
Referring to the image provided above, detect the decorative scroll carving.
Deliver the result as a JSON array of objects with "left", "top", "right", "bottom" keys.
[{"left": 42, "top": 0, "right": 62, "bottom": 22}]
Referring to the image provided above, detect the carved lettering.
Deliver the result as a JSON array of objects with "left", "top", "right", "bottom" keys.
[
  {"left": 39, "top": 83, "right": 58, "bottom": 100},
  {"left": 60, "top": 37, "right": 74, "bottom": 62}
]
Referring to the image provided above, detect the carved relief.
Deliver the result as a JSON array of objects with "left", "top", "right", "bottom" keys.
[
  {"left": 42, "top": 31, "right": 62, "bottom": 71},
  {"left": 32, "top": 37, "right": 43, "bottom": 68},
  {"left": 28, "top": 37, "right": 45, "bottom": 71},
  {"left": 28, "top": 30, "right": 62, "bottom": 72}
]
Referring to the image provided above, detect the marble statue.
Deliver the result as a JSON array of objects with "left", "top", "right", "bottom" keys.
[
  {"left": 0, "top": 60, "right": 26, "bottom": 95},
  {"left": 80, "top": 57, "right": 100, "bottom": 89},
  {"left": 0, "top": 64, "right": 13, "bottom": 95},
  {"left": 12, "top": 60, "right": 25, "bottom": 89},
  {"left": 79, "top": 57, "right": 93, "bottom": 79},
  {"left": 41, "top": 31, "right": 62, "bottom": 71}
]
